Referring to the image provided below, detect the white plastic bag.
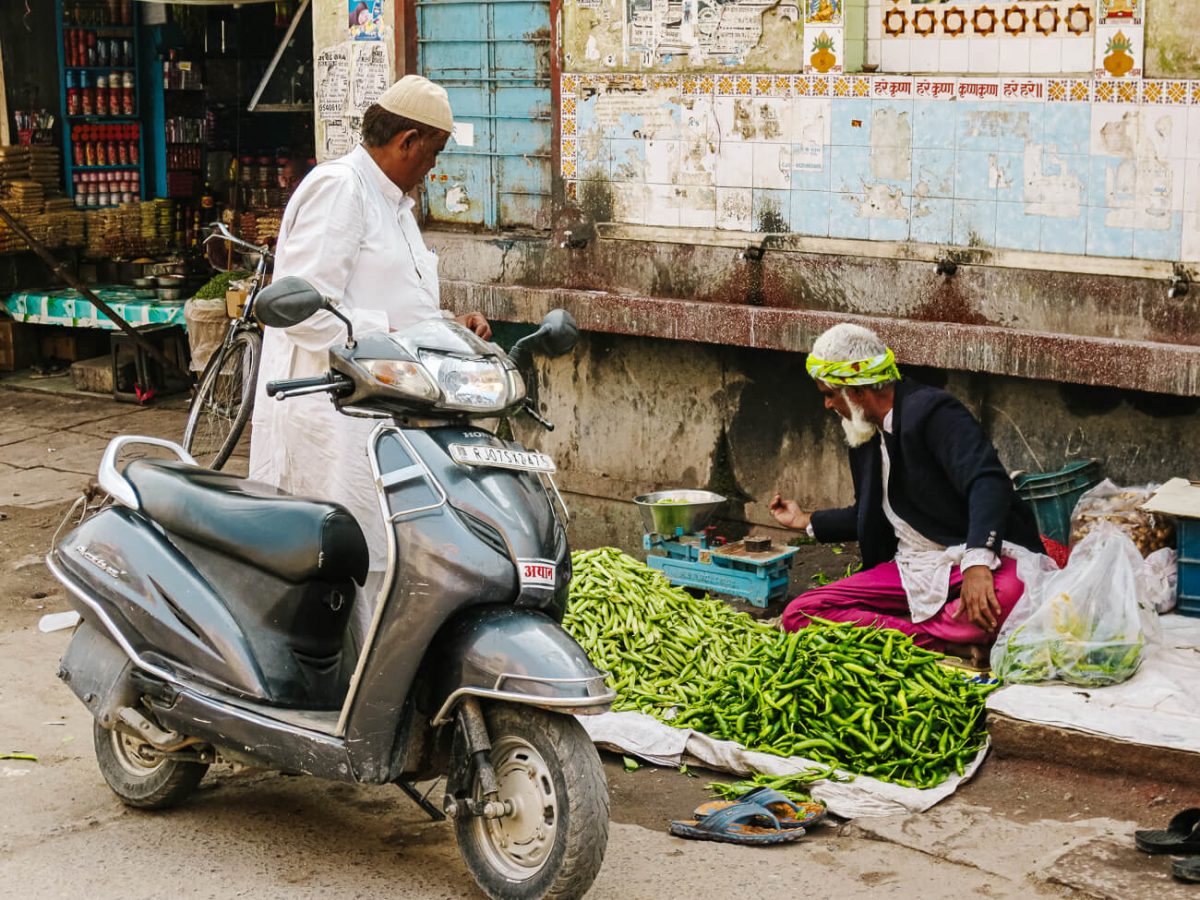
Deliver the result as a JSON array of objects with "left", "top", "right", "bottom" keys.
[
  {"left": 1069, "top": 479, "right": 1173, "bottom": 557},
  {"left": 1140, "top": 547, "right": 1177, "bottom": 615},
  {"left": 992, "top": 522, "right": 1146, "bottom": 686}
]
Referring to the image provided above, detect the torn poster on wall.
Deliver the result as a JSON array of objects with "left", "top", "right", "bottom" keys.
[
  {"left": 624, "top": 0, "right": 799, "bottom": 66},
  {"left": 316, "top": 45, "right": 351, "bottom": 123},
  {"left": 350, "top": 41, "right": 391, "bottom": 115},
  {"left": 314, "top": 40, "right": 392, "bottom": 162}
]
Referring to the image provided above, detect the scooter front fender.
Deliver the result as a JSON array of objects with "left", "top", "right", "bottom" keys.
[{"left": 425, "top": 606, "right": 614, "bottom": 725}]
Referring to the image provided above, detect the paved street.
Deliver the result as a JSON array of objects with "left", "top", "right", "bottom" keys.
[{"left": 0, "top": 383, "right": 1193, "bottom": 899}]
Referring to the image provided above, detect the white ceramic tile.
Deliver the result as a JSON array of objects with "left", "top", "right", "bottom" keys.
[
  {"left": 968, "top": 39, "right": 1000, "bottom": 74},
  {"left": 1031, "top": 38, "right": 1064, "bottom": 75},
  {"left": 1143, "top": 107, "right": 1190, "bottom": 160},
  {"left": 1187, "top": 108, "right": 1200, "bottom": 160},
  {"left": 789, "top": 96, "right": 833, "bottom": 146},
  {"left": 1089, "top": 101, "right": 1133, "bottom": 157},
  {"left": 611, "top": 182, "right": 646, "bottom": 225},
  {"left": 909, "top": 37, "right": 940, "bottom": 73},
  {"left": 643, "top": 184, "right": 681, "bottom": 227},
  {"left": 713, "top": 141, "right": 754, "bottom": 188},
  {"left": 677, "top": 138, "right": 716, "bottom": 185},
  {"left": 1095, "top": 23, "right": 1143, "bottom": 79},
  {"left": 805, "top": 25, "right": 845, "bottom": 75},
  {"left": 868, "top": 11, "right": 882, "bottom": 40},
  {"left": 881, "top": 38, "right": 911, "bottom": 73},
  {"left": 998, "top": 38, "right": 1031, "bottom": 74},
  {"left": 716, "top": 186, "right": 753, "bottom": 230},
  {"left": 644, "top": 139, "right": 678, "bottom": 183},
  {"left": 1184, "top": 158, "right": 1200, "bottom": 221},
  {"left": 752, "top": 142, "right": 792, "bottom": 190},
  {"left": 678, "top": 186, "right": 717, "bottom": 229},
  {"left": 867, "top": 38, "right": 882, "bottom": 68},
  {"left": 1183, "top": 218, "right": 1200, "bottom": 262},
  {"left": 1060, "top": 37, "right": 1094, "bottom": 73},
  {"left": 1166, "top": 156, "right": 1187, "bottom": 212},
  {"left": 938, "top": 39, "right": 969, "bottom": 74}
]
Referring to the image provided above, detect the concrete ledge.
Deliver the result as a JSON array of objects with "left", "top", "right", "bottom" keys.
[
  {"left": 442, "top": 280, "right": 1200, "bottom": 397},
  {"left": 988, "top": 712, "right": 1200, "bottom": 788}
]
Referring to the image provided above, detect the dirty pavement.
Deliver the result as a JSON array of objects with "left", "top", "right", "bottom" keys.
[{"left": 0, "top": 385, "right": 1195, "bottom": 900}]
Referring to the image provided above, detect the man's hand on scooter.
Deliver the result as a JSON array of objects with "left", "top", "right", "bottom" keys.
[{"left": 456, "top": 312, "right": 492, "bottom": 340}]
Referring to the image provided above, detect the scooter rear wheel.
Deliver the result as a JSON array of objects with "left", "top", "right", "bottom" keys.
[
  {"left": 455, "top": 704, "right": 609, "bottom": 900},
  {"left": 93, "top": 719, "right": 209, "bottom": 810}
]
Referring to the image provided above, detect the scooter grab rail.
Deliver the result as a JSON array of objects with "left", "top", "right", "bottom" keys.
[{"left": 98, "top": 436, "right": 197, "bottom": 511}]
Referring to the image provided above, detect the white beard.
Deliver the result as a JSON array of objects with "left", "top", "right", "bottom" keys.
[{"left": 840, "top": 393, "right": 879, "bottom": 448}]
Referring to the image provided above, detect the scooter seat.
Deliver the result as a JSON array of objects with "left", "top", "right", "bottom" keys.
[{"left": 123, "top": 458, "right": 369, "bottom": 586}]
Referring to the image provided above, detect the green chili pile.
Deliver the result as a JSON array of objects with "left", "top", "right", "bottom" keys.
[
  {"left": 675, "top": 621, "right": 995, "bottom": 788},
  {"left": 564, "top": 548, "right": 774, "bottom": 715},
  {"left": 564, "top": 548, "right": 997, "bottom": 790}
]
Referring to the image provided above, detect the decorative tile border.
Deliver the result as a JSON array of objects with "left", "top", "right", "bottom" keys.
[
  {"left": 563, "top": 72, "right": 1200, "bottom": 106},
  {"left": 884, "top": 1, "right": 1094, "bottom": 39}
]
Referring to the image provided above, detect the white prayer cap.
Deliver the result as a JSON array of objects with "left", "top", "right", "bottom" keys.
[{"left": 376, "top": 75, "right": 453, "bottom": 133}]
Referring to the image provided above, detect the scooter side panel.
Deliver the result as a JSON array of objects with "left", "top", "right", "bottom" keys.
[{"left": 52, "top": 507, "right": 271, "bottom": 700}]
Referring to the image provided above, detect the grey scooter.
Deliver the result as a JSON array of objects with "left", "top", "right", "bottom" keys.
[{"left": 47, "top": 277, "right": 613, "bottom": 900}]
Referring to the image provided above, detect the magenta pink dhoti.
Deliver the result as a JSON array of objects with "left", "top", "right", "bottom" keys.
[{"left": 781, "top": 558, "right": 1025, "bottom": 651}]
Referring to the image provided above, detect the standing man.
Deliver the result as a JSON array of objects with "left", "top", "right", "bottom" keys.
[
  {"left": 768, "top": 323, "right": 1045, "bottom": 665},
  {"left": 249, "top": 75, "right": 491, "bottom": 643}
]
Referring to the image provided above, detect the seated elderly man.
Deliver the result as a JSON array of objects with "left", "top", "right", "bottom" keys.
[{"left": 768, "top": 323, "right": 1045, "bottom": 664}]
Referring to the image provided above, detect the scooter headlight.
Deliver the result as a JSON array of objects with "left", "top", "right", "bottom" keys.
[
  {"left": 362, "top": 359, "right": 440, "bottom": 403},
  {"left": 418, "top": 351, "right": 516, "bottom": 412}
]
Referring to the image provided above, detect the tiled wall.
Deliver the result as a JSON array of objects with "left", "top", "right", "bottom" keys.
[
  {"left": 562, "top": 72, "right": 1200, "bottom": 261},
  {"left": 878, "top": 0, "right": 1102, "bottom": 75}
]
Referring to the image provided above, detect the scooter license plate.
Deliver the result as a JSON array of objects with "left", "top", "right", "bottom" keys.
[{"left": 449, "top": 443, "right": 557, "bottom": 474}]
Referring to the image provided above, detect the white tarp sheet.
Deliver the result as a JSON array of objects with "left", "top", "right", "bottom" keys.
[
  {"left": 987, "top": 614, "right": 1200, "bottom": 752},
  {"left": 577, "top": 710, "right": 988, "bottom": 819}
]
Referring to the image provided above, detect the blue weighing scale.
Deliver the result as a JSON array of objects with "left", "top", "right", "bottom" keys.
[{"left": 635, "top": 490, "right": 799, "bottom": 608}]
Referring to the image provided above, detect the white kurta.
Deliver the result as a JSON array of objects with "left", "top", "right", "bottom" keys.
[{"left": 249, "top": 145, "right": 443, "bottom": 576}]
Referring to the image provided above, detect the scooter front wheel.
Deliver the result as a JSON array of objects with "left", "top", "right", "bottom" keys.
[
  {"left": 93, "top": 719, "right": 209, "bottom": 810},
  {"left": 456, "top": 704, "right": 609, "bottom": 900}
]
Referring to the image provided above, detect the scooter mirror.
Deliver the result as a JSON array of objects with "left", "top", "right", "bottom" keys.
[
  {"left": 534, "top": 309, "right": 580, "bottom": 357},
  {"left": 255, "top": 276, "right": 328, "bottom": 328},
  {"left": 508, "top": 309, "right": 579, "bottom": 369}
]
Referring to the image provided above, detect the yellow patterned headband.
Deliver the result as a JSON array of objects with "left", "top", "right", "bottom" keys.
[{"left": 806, "top": 348, "right": 901, "bottom": 386}]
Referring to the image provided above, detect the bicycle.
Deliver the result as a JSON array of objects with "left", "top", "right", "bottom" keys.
[{"left": 181, "top": 222, "right": 272, "bottom": 470}]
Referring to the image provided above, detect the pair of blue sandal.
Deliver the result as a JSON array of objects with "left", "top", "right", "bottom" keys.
[
  {"left": 669, "top": 787, "right": 827, "bottom": 846},
  {"left": 1135, "top": 807, "right": 1200, "bottom": 882}
]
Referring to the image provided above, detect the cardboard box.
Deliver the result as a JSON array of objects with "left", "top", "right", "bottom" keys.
[
  {"left": 226, "top": 288, "right": 249, "bottom": 319},
  {"left": 0, "top": 319, "right": 40, "bottom": 371}
]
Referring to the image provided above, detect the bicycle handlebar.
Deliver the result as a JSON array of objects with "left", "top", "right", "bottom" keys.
[{"left": 266, "top": 373, "right": 352, "bottom": 399}]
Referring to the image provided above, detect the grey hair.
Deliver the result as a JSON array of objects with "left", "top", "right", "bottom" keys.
[{"left": 810, "top": 323, "right": 898, "bottom": 391}]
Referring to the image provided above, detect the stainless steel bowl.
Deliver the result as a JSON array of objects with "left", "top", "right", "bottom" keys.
[
  {"left": 633, "top": 489, "right": 726, "bottom": 535},
  {"left": 156, "top": 287, "right": 185, "bottom": 301},
  {"left": 132, "top": 277, "right": 156, "bottom": 289}
]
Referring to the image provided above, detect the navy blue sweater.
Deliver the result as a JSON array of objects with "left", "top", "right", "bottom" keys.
[{"left": 810, "top": 379, "right": 1042, "bottom": 569}]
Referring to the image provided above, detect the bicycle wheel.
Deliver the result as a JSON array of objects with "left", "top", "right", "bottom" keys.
[{"left": 182, "top": 328, "right": 261, "bottom": 470}]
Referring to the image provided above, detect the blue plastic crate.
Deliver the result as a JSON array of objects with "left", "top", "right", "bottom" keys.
[{"left": 1177, "top": 518, "right": 1200, "bottom": 617}]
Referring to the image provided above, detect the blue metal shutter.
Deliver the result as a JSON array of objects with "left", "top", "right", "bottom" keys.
[{"left": 417, "top": 0, "right": 552, "bottom": 229}]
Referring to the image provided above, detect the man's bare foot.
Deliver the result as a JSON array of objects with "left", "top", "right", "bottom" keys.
[{"left": 942, "top": 641, "right": 990, "bottom": 669}]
